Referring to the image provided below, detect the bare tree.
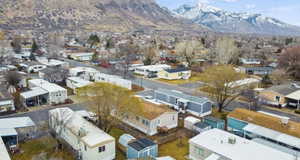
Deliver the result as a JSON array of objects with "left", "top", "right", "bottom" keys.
[
  {"left": 47, "top": 33, "right": 64, "bottom": 59},
  {"left": 77, "top": 82, "right": 142, "bottom": 133},
  {"left": 5, "top": 71, "right": 21, "bottom": 88},
  {"left": 118, "top": 43, "right": 140, "bottom": 78},
  {"left": 175, "top": 40, "right": 204, "bottom": 67},
  {"left": 10, "top": 36, "right": 22, "bottom": 54},
  {"left": 200, "top": 65, "right": 247, "bottom": 112},
  {"left": 215, "top": 36, "right": 239, "bottom": 64},
  {"left": 279, "top": 46, "right": 300, "bottom": 80},
  {"left": 143, "top": 45, "right": 159, "bottom": 65}
]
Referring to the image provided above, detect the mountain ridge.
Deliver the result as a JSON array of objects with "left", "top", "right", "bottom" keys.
[
  {"left": 0, "top": 0, "right": 208, "bottom": 33},
  {"left": 173, "top": 2, "right": 300, "bottom": 36}
]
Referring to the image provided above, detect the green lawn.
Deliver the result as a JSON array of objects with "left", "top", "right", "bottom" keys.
[
  {"left": 109, "top": 127, "right": 126, "bottom": 160},
  {"left": 12, "top": 136, "right": 74, "bottom": 160},
  {"left": 159, "top": 137, "right": 189, "bottom": 160}
]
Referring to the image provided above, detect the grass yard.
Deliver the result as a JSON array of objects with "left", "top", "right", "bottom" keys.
[
  {"left": 158, "top": 73, "right": 203, "bottom": 85},
  {"left": 109, "top": 127, "right": 126, "bottom": 160},
  {"left": 211, "top": 107, "right": 229, "bottom": 120},
  {"left": 159, "top": 137, "right": 189, "bottom": 160},
  {"left": 12, "top": 136, "right": 74, "bottom": 160}
]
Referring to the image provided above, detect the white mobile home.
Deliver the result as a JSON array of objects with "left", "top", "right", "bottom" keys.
[
  {"left": 94, "top": 73, "right": 132, "bottom": 90},
  {"left": 49, "top": 108, "right": 115, "bottom": 160},
  {"left": 134, "top": 64, "right": 171, "bottom": 76},
  {"left": 66, "top": 77, "right": 93, "bottom": 94},
  {"left": 189, "top": 129, "right": 296, "bottom": 160},
  {"left": 28, "top": 79, "right": 67, "bottom": 104},
  {"left": 69, "top": 67, "right": 99, "bottom": 81},
  {"left": 120, "top": 101, "right": 178, "bottom": 136}
]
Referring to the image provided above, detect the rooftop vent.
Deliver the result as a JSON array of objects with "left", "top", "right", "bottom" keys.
[{"left": 228, "top": 137, "right": 236, "bottom": 144}]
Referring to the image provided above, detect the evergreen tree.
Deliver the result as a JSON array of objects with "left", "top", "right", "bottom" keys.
[{"left": 31, "top": 40, "right": 39, "bottom": 53}]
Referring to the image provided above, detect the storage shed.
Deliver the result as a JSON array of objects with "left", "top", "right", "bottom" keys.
[
  {"left": 184, "top": 116, "right": 201, "bottom": 131},
  {"left": 127, "top": 138, "right": 158, "bottom": 159},
  {"left": 119, "top": 134, "right": 136, "bottom": 148}
]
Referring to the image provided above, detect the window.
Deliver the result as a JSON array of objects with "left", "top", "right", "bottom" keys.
[
  {"left": 142, "top": 119, "right": 149, "bottom": 126},
  {"left": 157, "top": 119, "right": 160, "bottom": 124},
  {"left": 275, "top": 96, "right": 281, "bottom": 102},
  {"left": 98, "top": 146, "right": 105, "bottom": 153},
  {"left": 172, "top": 116, "right": 175, "bottom": 121},
  {"left": 136, "top": 116, "right": 140, "bottom": 121},
  {"left": 84, "top": 145, "right": 87, "bottom": 151},
  {"left": 195, "top": 147, "right": 204, "bottom": 156}
]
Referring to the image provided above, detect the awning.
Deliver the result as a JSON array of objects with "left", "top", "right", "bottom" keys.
[
  {"left": 0, "top": 128, "right": 17, "bottom": 137},
  {"left": 20, "top": 87, "right": 48, "bottom": 99},
  {"left": 243, "top": 123, "right": 300, "bottom": 148},
  {"left": 286, "top": 90, "right": 300, "bottom": 100}
]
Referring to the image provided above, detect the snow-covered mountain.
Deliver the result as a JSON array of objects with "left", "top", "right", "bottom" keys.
[{"left": 173, "top": 3, "right": 300, "bottom": 36}]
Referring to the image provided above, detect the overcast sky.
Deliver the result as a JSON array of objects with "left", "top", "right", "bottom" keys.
[{"left": 156, "top": 0, "right": 300, "bottom": 26}]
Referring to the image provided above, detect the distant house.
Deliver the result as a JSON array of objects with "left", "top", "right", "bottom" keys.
[
  {"left": 157, "top": 68, "right": 191, "bottom": 80},
  {"left": 239, "top": 66, "right": 274, "bottom": 75},
  {"left": 69, "top": 67, "right": 99, "bottom": 81},
  {"left": 121, "top": 101, "right": 178, "bottom": 136},
  {"left": 36, "top": 57, "right": 69, "bottom": 68},
  {"left": 239, "top": 58, "right": 261, "bottom": 65},
  {"left": 19, "top": 61, "right": 46, "bottom": 73},
  {"left": 67, "top": 52, "right": 94, "bottom": 61},
  {"left": 259, "top": 83, "right": 300, "bottom": 107},
  {"left": 189, "top": 129, "right": 296, "bottom": 160},
  {"left": 154, "top": 89, "right": 212, "bottom": 117},
  {"left": 39, "top": 67, "right": 69, "bottom": 84},
  {"left": 227, "top": 108, "right": 300, "bottom": 156},
  {"left": 66, "top": 77, "right": 93, "bottom": 94},
  {"left": 94, "top": 73, "right": 132, "bottom": 90},
  {"left": 0, "top": 88, "right": 15, "bottom": 113},
  {"left": 49, "top": 108, "right": 115, "bottom": 160},
  {"left": 20, "top": 79, "right": 67, "bottom": 107},
  {"left": 127, "top": 138, "right": 158, "bottom": 159},
  {"left": 134, "top": 64, "right": 171, "bottom": 76}
]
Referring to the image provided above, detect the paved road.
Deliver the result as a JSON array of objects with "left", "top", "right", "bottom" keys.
[{"left": 0, "top": 104, "right": 85, "bottom": 124}]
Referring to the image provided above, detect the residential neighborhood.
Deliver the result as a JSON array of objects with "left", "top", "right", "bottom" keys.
[{"left": 0, "top": 0, "right": 300, "bottom": 160}]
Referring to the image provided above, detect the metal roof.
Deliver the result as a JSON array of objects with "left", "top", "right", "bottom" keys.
[
  {"left": 128, "top": 138, "right": 156, "bottom": 151},
  {"left": 164, "top": 68, "right": 190, "bottom": 73},
  {"left": 0, "top": 128, "right": 17, "bottom": 137},
  {"left": 243, "top": 123, "right": 300, "bottom": 149},
  {"left": 0, "top": 117, "right": 35, "bottom": 129},
  {"left": 156, "top": 89, "right": 210, "bottom": 104},
  {"left": 285, "top": 90, "right": 300, "bottom": 100},
  {"left": 20, "top": 87, "right": 48, "bottom": 99},
  {"left": 253, "top": 138, "right": 300, "bottom": 156},
  {"left": 189, "top": 129, "right": 296, "bottom": 160}
]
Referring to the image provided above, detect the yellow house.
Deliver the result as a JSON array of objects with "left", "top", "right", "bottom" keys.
[{"left": 158, "top": 68, "right": 191, "bottom": 80}]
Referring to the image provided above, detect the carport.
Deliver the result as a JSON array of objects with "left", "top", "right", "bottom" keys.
[
  {"left": 285, "top": 90, "right": 300, "bottom": 110},
  {"left": 20, "top": 87, "right": 48, "bottom": 107}
]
